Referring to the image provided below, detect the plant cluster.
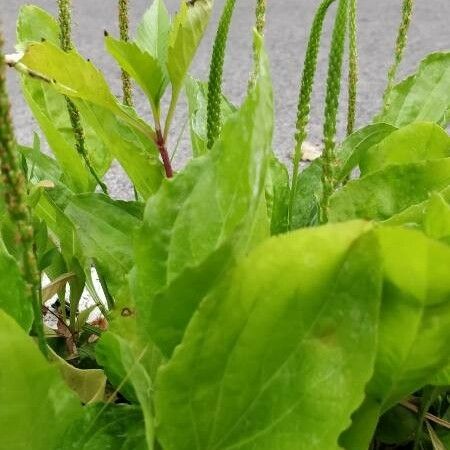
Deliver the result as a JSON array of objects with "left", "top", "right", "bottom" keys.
[{"left": 1, "top": 0, "right": 450, "bottom": 449}]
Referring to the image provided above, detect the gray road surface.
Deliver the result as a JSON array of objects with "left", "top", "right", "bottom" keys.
[{"left": 3, "top": 0, "right": 450, "bottom": 198}]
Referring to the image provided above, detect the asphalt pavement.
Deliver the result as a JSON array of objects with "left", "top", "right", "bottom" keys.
[{"left": 3, "top": 0, "right": 450, "bottom": 198}]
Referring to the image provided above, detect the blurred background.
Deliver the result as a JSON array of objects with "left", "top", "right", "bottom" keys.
[{"left": 3, "top": 0, "right": 450, "bottom": 197}]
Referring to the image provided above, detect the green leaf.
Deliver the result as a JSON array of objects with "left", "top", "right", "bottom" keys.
[
  {"left": 19, "top": 138, "right": 63, "bottom": 184},
  {"left": 50, "top": 349, "right": 106, "bottom": 404},
  {"left": 75, "top": 101, "right": 164, "bottom": 199},
  {"left": 167, "top": 0, "right": 213, "bottom": 91},
  {"left": 290, "top": 123, "right": 397, "bottom": 230},
  {"left": 156, "top": 221, "right": 381, "bottom": 450},
  {"left": 375, "top": 405, "right": 417, "bottom": 445},
  {"left": 336, "top": 122, "right": 397, "bottom": 182},
  {"left": 185, "top": 76, "right": 236, "bottom": 156},
  {"left": 383, "top": 186, "right": 450, "bottom": 228},
  {"left": 423, "top": 192, "right": 450, "bottom": 243},
  {"left": 440, "top": 432, "right": 450, "bottom": 449},
  {"left": 17, "top": 5, "right": 60, "bottom": 46},
  {"left": 21, "top": 77, "right": 93, "bottom": 192},
  {"left": 266, "top": 155, "right": 290, "bottom": 235},
  {"left": 95, "top": 332, "right": 154, "bottom": 449},
  {"left": 136, "top": 0, "right": 171, "bottom": 64},
  {"left": 360, "top": 122, "right": 450, "bottom": 175},
  {"left": 376, "top": 52, "right": 450, "bottom": 127},
  {"left": 60, "top": 403, "right": 147, "bottom": 450},
  {"left": 35, "top": 192, "right": 79, "bottom": 262},
  {"left": 96, "top": 332, "right": 143, "bottom": 404},
  {"left": 430, "top": 362, "right": 450, "bottom": 386},
  {"left": 64, "top": 194, "right": 142, "bottom": 301},
  {"left": 135, "top": 47, "right": 273, "bottom": 357},
  {"left": 341, "top": 227, "right": 450, "bottom": 449},
  {"left": 17, "top": 7, "right": 113, "bottom": 189},
  {"left": 290, "top": 159, "right": 322, "bottom": 229},
  {"left": 329, "top": 158, "right": 450, "bottom": 222},
  {"left": 105, "top": 37, "right": 168, "bottom": 108},
  {"left": 19, "top": 42, "right": 155, "bottom": 139},
  {"left": 0, "top": 310, "right": 82, "bottom": 449},
  {"left": 0, "top": 240, "right": 33, "bottom": 332}
]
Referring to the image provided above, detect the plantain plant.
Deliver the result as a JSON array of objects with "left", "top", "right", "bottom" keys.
[{"left": 1, "top": 0, "right": 450, "bottom": 449}]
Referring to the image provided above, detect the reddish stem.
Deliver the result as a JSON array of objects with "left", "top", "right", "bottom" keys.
[{"left": 156, "top": 128, "right": 173, "bottom": 178}]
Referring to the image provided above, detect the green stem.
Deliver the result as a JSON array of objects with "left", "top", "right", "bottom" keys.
[
  {"left": 119, "top": 0, "right": 133, "bottom": 107},
  {"left": 0, "top": 33, "right": 47, "bottom": 357},
  {"left": 346, "top": 0, "right": 358, "bottom": 136},
  {"left": 163, "top": 87, "right": 179, "bottom": 143},
  {"left": 57, "top": 0, "right": 108, "bottom": 194},
  {"left": 320, "top": 0, "right": 349, "bottom": 224},
  {"left": 288, "top": 0, "right": 337, "bottom": 228},
  {"left": 206, "top": 0, "right": 237, "bottom": 149},
  {"left": 382, "top": 0, "right": 414, "bottom": 112}
]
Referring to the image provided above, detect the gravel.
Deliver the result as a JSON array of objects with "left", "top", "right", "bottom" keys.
[{"left": 3, "top": 0, "right": 450, "bottom": 198}]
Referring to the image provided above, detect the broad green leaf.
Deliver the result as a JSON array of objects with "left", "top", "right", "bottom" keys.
[
  {"left": 423, "top": 192, "right": 450, "bottom": 243},
  {"left": 167, "top": 0, "right": 213, "bottom": 91},
  {"left": 19, "top": 42, "right": 155, "bottom": 138},
  {"left": 376, "top": 52, "right": 450, "bottom": 127},
  {"left": 95, "top": 332, "right": 154, "bottom": 449},
  {"left": 17, "top": 5, "right": 59, "bottom": 47},
  {"left": 185, "top": 76, "right": 236, "bottom": 156},
  {"left": 336, "top": 123, "right": 397, "bottom": 181},
  {"left": 0, "top": 240, "right": 33, "bottom": 332},
  {"left": 360, "top": 122, "right": 450, "bottom": 175},
  {"left": 96, "top": 332, "right": 138, "bottom": 403},
  {"left": 440, "top": 432, "right": 450, "bottom": 448},
  {"left": 266, "top": 155, "right": 290, "bottom": 235},
  {"left": 105, "top": 37, "right": 168, "bottom": 108},
  {"left": 51, "top": 349, "right": 106, "bottom": 404},
  {"left": 17, "top": 7, "right": 93, "bottom": 192},
  {"left": 17, "top": 7, "right": 112, "bottom": 185},
  {"left": 290, "top": 159, "right": 322, "bottom": 229},
  {"left": 136, "top": 0, "right": 171, "bottom": 64},
  {"left": 21, "top": 77, "right": 93, "bottom": 192},
  {"left": 329, "top": 158, "right": 450, "bottom": 222},
  {"left": 156, "top": 221, "right": 381, "bottom": 450},
  {"left": 135, "top": 46, "right": 273, "bottom": 357},
  {"left": 0, "top": 310, "right": 82, "bottom": 449},
  {"left": 35, "top": 192, "right": 79, "bottom": 262},
  {"left": 19, "top": 138, "right": 62, "bottom": 184},
  {"left": 290, "top": 123, "right": 396, "bottom": 230},
  {"left": 375, "top": 405, "right": 417, "bottom": 446},
  {"left": 383, "top": 186, "right": 450, "bottom": 228},
  {"left": 430, "top": 363, "right": 450, "bottom": 386},
  {"left": 76, "top": 101, "right": 164, "bottom": 199},
  {"left": 65, "top": 194, "right": 142, "bottom": 301},
  {"left": 60, "top": 404, "right": 147, "bottom": 450},
  {"left": 342, "top": 227, "right": 450, "bottom": 449}
]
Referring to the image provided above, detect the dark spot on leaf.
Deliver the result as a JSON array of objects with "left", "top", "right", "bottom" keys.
[{"left": 121, "top": 307, "right": 134, "bottom": 317}]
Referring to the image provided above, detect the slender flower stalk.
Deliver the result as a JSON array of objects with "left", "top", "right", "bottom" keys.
[
  {"left": 118, "top": 0, "right": 133, "bottom": 107},
  {"left": 320, "top": 0, "right": 348, "bottom": 223},
  {"left": 346, "top": 0, "right": 358, "bottom": 136},
  {"left": 248, "top": 0, "right": 267, "bottom": 90},
  {"left": 206, "top": 0, "right": 237, "bottom": 149},
  {"left": 382, "top": 0, "right": 414, "bottom": 112},
  {"left": 289, "top": 0, "right": 336, "bottom": 227},
  {"left": 57, "top": 0, "right": 108, "bottom": 194},
  {"left": 0, "top": 33, "right": 47, "bottom": 357}
]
